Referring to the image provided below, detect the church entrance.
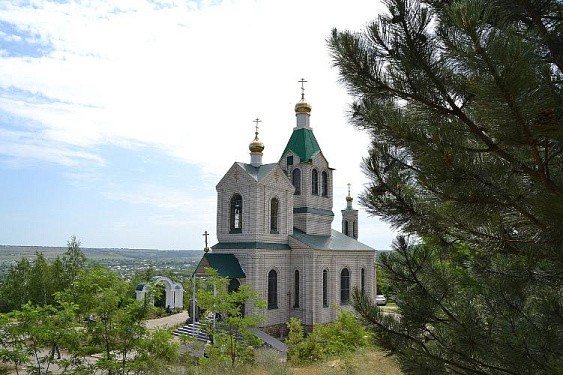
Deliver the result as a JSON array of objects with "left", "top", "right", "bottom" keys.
[{"left": 228, "top": 278, "right": 245, "bottom": 317}]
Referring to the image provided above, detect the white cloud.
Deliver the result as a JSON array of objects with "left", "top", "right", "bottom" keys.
[
  {"left": 0, "top": 0, "right": 396, "bottom": 249},
  {"left": 0, "top": 128, "right": 104, "bottom": 167}
]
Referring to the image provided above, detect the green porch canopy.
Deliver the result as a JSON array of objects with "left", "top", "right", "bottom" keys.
[{"left": 193, "top": 253, "right": 246, "bottom": 279}]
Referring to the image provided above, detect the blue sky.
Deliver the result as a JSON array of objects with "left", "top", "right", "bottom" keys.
[{"left": 0, "top": 0, "right": 396, "bottom": 250}]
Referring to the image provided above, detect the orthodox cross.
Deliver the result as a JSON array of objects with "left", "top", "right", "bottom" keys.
[
  {"left": 347, "top": 183, "right": 351, "bottom": 196},
  {"left": 253, "top": 118, "right": 262, "bottom": 135},
  {"left": 203, "top": 230, "right": 210, "bottom": 253},
  {"left": 298, "top": 78, "right": 307, "bottom": 99}
]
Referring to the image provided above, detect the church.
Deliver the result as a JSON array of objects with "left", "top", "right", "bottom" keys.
[{"left": 195, "top": 85, "right": 376, "bottom": 332}]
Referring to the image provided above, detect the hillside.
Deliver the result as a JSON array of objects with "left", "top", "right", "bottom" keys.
[{"left": 0, "top": 245, "right": 202, "bottom": 262}]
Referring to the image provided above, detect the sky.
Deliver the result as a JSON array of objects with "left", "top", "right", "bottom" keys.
[{"left": 0, "top": 0, "right": 397, "bottom": 251}]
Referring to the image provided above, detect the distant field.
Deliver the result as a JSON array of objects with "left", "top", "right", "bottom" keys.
[{"left": 0, "top": 245, "right": 203, "bottom": 262}]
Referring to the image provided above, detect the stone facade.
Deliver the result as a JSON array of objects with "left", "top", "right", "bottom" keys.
[{"left": 207, "top": 93, "right": 376, "bottom": 329}]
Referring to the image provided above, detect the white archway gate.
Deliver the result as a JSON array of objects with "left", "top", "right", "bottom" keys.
[{"left": 135, "top": 276, "right": 184, "bottom": 309}]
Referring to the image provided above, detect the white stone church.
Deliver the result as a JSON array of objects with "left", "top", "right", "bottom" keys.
[{"left": 195, "top": 88, "right": 375, "bottom": 332}]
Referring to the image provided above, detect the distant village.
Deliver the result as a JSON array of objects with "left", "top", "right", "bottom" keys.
[{"left": 0, "top": 245, "right": 203, "bottom": 279}]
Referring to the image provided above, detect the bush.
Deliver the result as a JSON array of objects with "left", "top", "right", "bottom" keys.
[{"left": 286, "top": 311, "right": 371, "bottom": 364}]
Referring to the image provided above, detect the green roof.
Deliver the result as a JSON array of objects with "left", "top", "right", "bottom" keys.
[
  {"left": 193, "top": 253, "right": 246, "bottom": 278},
  {"left": 282, "top": 128, "right": 321, "bottom": 162},
  {"left": 291, "top": 229, "right": 375, "bottom": 251}
]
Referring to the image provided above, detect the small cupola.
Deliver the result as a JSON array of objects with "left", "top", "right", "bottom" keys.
[
  {"left": 295, "top": 78, "right": 312, "bottom": 129},
  {"left": 249, "top": 118, "right": 264, "bottom": 167},
  {"left": 346, "top": 183, "right": 353, "bottom": 210}
]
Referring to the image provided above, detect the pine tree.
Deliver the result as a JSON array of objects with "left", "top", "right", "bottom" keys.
[{"left": 329, "top": 0, "right": 562, "bottom": 373}]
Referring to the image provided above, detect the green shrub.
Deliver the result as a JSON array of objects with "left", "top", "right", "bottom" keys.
[{"left": 286, "top": 311, "right": 371, "bottom": 364}]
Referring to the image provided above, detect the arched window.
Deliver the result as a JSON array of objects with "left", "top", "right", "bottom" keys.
[
  {"left": 340, "top": 268, "right": 350, "bottom": 305},
  {"left": 294, "top": 270, "right": 300, "bottom": 308},
  {"left": 292, "top": 168, "right": 301, "bottom": 195},
  {"left": 270, "top": 198, "right": 279, "bottom": 234},
  {"left": 268, "top": 269, "right": 278, "bottom": 309},
  {"left": 361, "top": 268, "right": 365, "bottom": 295},
  {"left": 322, "top": 171, "right": 328, "bottom": 197},
  {"left": 353, "top": 221, "right": 357, "bottom": 239},
  {"left": 344, "top": 221, "right": 349, "bottom": 236},
  {"left": 230, "top": 194, "right": 242, "bottom": 233},
  {"left": 322, "top": 269, "right": 328, "bottom": 307},
  {"left": 312, "top": 169, "right": 319, "bottom": 195}
]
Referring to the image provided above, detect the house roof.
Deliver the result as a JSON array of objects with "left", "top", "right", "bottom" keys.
[
  {"left": 281, "top": 128, "right": 321, "bottom": 162},
  {"left": 236, "top": 162, "right": 279, "bottom": 182},
  {"left": 291, "top": 228, "right": 375, "bottom": 251},
  {"left": 193, "top": 253, "right": 246, "bottom": 278}
]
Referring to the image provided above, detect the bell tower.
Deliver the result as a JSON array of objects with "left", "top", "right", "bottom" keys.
[
  {"left": 341, "top": 183, "right": 358, "bottom": 240},
  {"left": 279, "top": 79, "right": 334, "bottom": 236}
]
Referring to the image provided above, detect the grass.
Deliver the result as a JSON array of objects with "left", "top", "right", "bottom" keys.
[
  {"left": 288, "top": 347, "right": 402, "bottom": 375},
  {"left": 176, "top": 347, "right": 402, "bottom": 375},
  {"left": 241, "top": 347, "right": 402, "bottom": 375}
]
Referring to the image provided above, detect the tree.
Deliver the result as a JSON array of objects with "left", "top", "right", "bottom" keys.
[
  {"left": 1, "top": 302, "right": 84, "bottom": 375},
  {"left": 59, "top": 265, "right": 179, "bottom": 375},
  {"left": 0, "top": 257, "right": 31, "bottom": 312},
  {"left": 63, "top": 235, "right": 87, "bottom": 287},
  {"left": 196, "top": 272, "right": 265, "bottom": 367},
  {"left": 0, "top": 312, "right": 27, "bottom": 375},
  {"left": 27, "top": 253, "right": 55, "bottom": 307},
  {"left": 329, "top": 0, "right": 562, "bottom": 373}
]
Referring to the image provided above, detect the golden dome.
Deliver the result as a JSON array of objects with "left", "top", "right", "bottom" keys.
[
  {"left": 249, "top": 133, "right": 264, "bottom": 153},
  {"left": 295, "top": 97, "right": 312, "bottom": 114},
  {"left": 346, "top": 195, "right": 353, "bottom": 202}
]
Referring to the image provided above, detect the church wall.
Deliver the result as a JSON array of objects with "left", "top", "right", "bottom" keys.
[
  {"left": 252, "top": 249, "right": 293, "bottom": 327},
  {"left": 288, "top": 251, "right": 309, "bottom": 324},
  {"left": 287, "top": 249, "right": 376, "bottom": 326},
  {"left": 216, "top": 166, "right": 293, "bottom": 244},
  {"left": 256, "top": 176, "right": 294, "bottom": 241},
  {"left": 212, "top": 248, "right": 292, "bottom": 327},
  {"left": 279, "top": 151, "right": 300, "bottom": 172},
  {"left": 293, "top": 213, "right": 333, "bottom": 235},
  {"left": 286, "top": 154, "right": 334, "bottom": 236}
]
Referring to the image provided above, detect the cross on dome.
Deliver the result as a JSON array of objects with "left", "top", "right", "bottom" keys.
[
  {"left": 253, "top": 118, "right": 262, "bottom": 135},
  {"left": 295, "top": 78, "right": 312, "bottom": 115},
  {"left": 299, "top": 78, "right": 308, "bottom": 99},
  {"left": 346, "top": 183, "right": 353, "bottom": 203},
  {"left": 249, "top": 118, "right": 265, "bottom": 155}
]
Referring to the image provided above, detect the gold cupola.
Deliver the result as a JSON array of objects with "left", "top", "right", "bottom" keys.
[
  {"left": 294, "top": 97, "right": 312, "bottom": 114},
  {"left": 249, "top": 133, "right": 264, "bottom": 153},
  {"left": 249, "top": 118, "right": 264, "bottom": 153}
]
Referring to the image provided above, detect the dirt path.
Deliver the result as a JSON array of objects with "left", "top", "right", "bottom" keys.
[{"left": 145, "top": 310, "right": 189, "bottom": 329}]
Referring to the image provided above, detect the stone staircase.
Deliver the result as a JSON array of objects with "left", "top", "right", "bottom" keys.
[
  {"left": 174, "top": 322, "right": 287, "bottom": 354},
  {"left": 173, "top": 321, "right": 210, "bottom": 343}
]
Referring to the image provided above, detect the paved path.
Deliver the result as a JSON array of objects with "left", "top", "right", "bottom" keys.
[
  {"left": 145, "top": 310, "right": 189, "bottom": 329},
  {"left": 249, "top": 327, "right": 287, "bottom": 353}
]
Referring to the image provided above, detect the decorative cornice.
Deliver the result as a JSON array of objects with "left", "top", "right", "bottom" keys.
[
  {"left": 293, "top": 207, "right": 335, "bottom": 216},
  {"left": 212, "top": 242, "right": 291, "bottom": 250}
]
